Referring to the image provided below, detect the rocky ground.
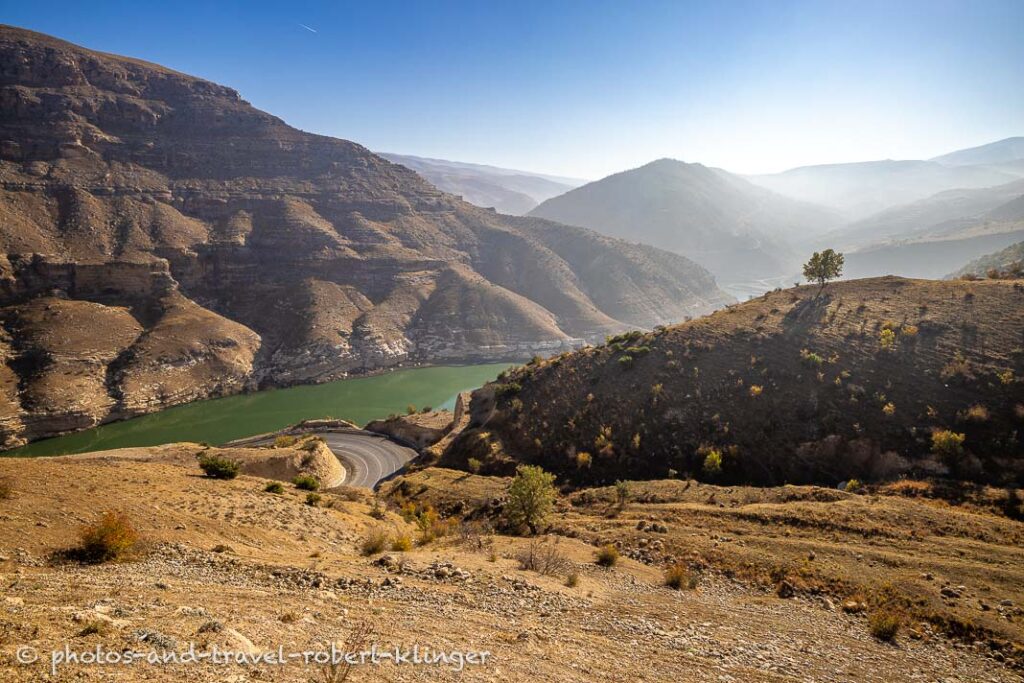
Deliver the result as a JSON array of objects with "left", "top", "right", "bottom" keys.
[{"left": 1, "top": 455, "right": 1022, "bottom": 681}]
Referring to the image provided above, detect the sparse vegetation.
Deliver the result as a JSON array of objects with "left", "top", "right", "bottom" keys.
[
  {"left": 360, "top": 527, "right": 388, "bottom": 556},
  {"left": 868, "top": 610, "right": 902, "bottom": 642},
  {"left": 198, "top": 454, "right": 241, "bottom": 480},
  {"left": 390, "top": 533, "right": 412, "bottom": 552},
  {"left": 504, "top": 465, "right": 557, "bottom": 535},
  {"left": 595, "top": 544, "right": 619, "bottom": 567},
  {"left": 292, "top": 474, "right": 320, "bottom": 491},
  {"left": 516, "top": 538, "right": 569, "bottom": 575},
  {"left": 76, "top": 510, "right": 139, "bottom": 563},
  {"left": 273, "top": 434, "right": 298, "bottom": 448},
  {"left": 664, "top": 563, "right": 697, "bottom": 590},
  {"left": 264, "top": 481, "right": 285, "bottom": 494}
]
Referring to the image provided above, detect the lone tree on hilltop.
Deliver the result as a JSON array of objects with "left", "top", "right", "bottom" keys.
[
  {"left": 803, "top": 249, "right": 844, "bottom": 293},
  {"left": 504, "top": 464, "right": 556, "bottom": 535}
]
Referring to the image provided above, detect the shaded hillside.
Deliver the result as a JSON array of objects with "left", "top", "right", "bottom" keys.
[
  {"left": 529, "top": 159, "right": 839, "bottom": 282},
  {"left": 0, "top": 26, "right": 731, "bottom": 447},
  {"left": 446, "top": 277, "right": 1024, "bottom": 487},
  {"left": 953, "top": 241, "right": 1024, "bottom": 278},
  {"left": 751, "top": 159, "right": 1017, "bottom": 220},
  {"left": 379, "top": 153, "right": 582, "bottom": 214}
]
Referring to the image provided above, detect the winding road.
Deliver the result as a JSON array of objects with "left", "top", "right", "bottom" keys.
[{"left": 318, "top": 432, "right": 418, "bottom": 489}]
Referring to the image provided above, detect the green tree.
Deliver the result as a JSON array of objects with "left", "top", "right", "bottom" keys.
[
  {"left": 803, "top": 249, "right": 845, "bottom": 292},
  {"left": 504, "top": 465, "right": 557, "bottom": 535}
]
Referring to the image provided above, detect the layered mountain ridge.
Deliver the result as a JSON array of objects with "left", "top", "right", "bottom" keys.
[{"left": 0, "top": 25, "right": 731, "bottom": 447}]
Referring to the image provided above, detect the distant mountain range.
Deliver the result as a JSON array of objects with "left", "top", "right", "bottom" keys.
[
  {"left": 378, "top": 153, "right": 585, "bottom": 215},
  {"left": 749, "top": 156, "right": 1021, "bottom": 221},
  {"left": 527, "top": 159, "right": 841, "bottom": 288}
]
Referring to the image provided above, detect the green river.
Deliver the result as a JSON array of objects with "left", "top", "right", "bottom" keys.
[{"left": 1, "top": 363, "right": 514, "bottom": 458}]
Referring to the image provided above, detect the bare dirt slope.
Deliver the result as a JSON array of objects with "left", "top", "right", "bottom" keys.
[{"left": 1, "top": 456, "right": 1022, "bottom": 681}]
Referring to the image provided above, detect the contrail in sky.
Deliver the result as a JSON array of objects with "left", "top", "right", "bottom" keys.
[{"left": 298, "top": 23, "right": 317, "bottom": 33}]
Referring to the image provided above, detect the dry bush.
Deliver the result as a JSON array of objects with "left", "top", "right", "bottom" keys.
[
  {"left": 516, "top": 538, "right": 569, "bottom": 575},
  {"left": 0, "top": 476, "right": 12, "bottom": 500},
  {"left": 565, "top": 571, "right": 580, "bottom": 587},
  {"left": 274, "top": 434, "right": 298, "bottom": 448},
  {"left": 360, "top": 527, "right": 388, "bottom": 556},
  {"left": 390, "top": 533, "right": 412, "bottom": 552},
  {"left": 77, "top": 510, "right": 139, "bottom": 563},
  {"left": 664, "top": 563, "right": 697, "bottom": 590},
  {"left": 595, "top": 544, "right": 619, "bottom": 567},
  {"left": 868, "top": 610, "right": 902, "bottom": 642}
]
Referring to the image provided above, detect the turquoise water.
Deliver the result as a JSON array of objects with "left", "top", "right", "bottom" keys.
[{"left": 2, "top": 363, "right": 513, "bottom": 457}]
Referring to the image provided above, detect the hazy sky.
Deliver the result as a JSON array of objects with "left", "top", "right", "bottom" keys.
[{"left": 5, "top": 0, "right": 1023, "bottom": 179}]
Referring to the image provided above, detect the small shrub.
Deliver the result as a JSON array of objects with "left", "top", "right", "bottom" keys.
[
  {"left": 494, "top": 382, "right": 522, "bottom": 397},
  {"left": 198, "top": 455, "right": 240, "bottom": 480},
  {"left": 420, "top": 405, "right": 432, "bottom": 413},
  {"left": 390, "top": 534, "right": 412, "bottom": 552},
  {"left": 868, "top": 610, "right": 901, "bottom": 641},
  {"left": 0, "top": 476, "right": 12, "bottom": 500},
  {"left": 749, "top": 384, "right": 763, "bottom": 397},
  {"left": 264, "top": 481, "right": 285, "bottom": 494},
  {"left": 618, "top": 354, "right": 634, "bottom": 368},
  {"left": 565, "top": 571, "right": 580, "bottom": 588},
  {"left": 960, "top": 404, "right": 989, "bottom": 422},
  {"left": 292, "top": 474, "right": 320, "bottom": 491},
  {"left": 931, "top": 430, "right": 966, "bottom": 462},
  {"left": 595, "top": 544, "right": 619, "bottom": 567},
  {"left": 664, "top": 563, "right": 697, "bottom": 590},
  {"left": 940, "top": 352, "right": 972, "bottom": 381},
  {"left": 77, "top": 510, "right": 139, "bottom": 563},
  {"left": 881, "top": 402, "right": 895, "bottom": 416},
  {"left": 614, "top": 480, "right": 631, "bottom": 508},
  {"left": 999, "top": 370, "right": 1014, "bottom": 385},
  {"left": 575, "top": 451, "right": 592, "bottom": 469},
  {"left": 78, "top": 620, "right": 111, "bottom": 637},
  {"left": 467, "top": 457, "right": 482, "bottom": 474},
  {"left": 844, "top": 479, "right": 862, "bottom": 492},
  {"left": 702, "top": 448, "right": 723, "bottom": 477},
  {"left": 406, "top": 404, "right": 417, "bottom": 415},
  {"left": 516, "top": 538, "right": 569, "bottom": 575},
  {"left": 878, "top": 328, "right": 897, "bottom": 350},
  {"left": 305, "top": 492, "right": 322, "bottom": 507},
  {"left": 274, "top": 434, "right": 298, "bottom": 448},
  {"left": 800, "top": 348, "right": 824, "bottom": 367},
  {"left": 360, "top": 527, "right": 388, "bottom": 556}
]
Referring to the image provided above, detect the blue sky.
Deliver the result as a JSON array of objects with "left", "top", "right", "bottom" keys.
[{"left": 3, "top": 0, "right": 1022, "bottom": 178}]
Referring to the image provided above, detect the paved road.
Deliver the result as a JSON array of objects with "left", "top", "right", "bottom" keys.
[{"left": 318, "top": 432, "right": 418, "bottom": 489}]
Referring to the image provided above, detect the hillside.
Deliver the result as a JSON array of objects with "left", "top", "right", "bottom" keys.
[
  {"left": 2, "top": 446, "right": 1023, "bottom": 680},
  {"left": 932, "top": 137, "right": 1024, "bottom": 167},
  {"left": 379, "top": 153, "right": 582, "bottom": 215},
  {"left": 953, "top": 241, "right": 1024, "bottom": 278},
  {"left": 837, "top": 182, "right": 1024, "bottom": 280},
  {"left": 529, "top": 159, "right": 840, "bottom": 284},
  {"left": 446, "top": 277, "right": 1024, "bottom": 487},
  {"left": 0, "top": 26, "right": 730, "bottom": 448},
  {"left": 751, "top": 159, "right": 1018, "bottom": 220}
]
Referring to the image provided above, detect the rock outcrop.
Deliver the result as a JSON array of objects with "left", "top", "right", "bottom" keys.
[{"left": 0, "top": 26, "right": 731, "bottom": 446}]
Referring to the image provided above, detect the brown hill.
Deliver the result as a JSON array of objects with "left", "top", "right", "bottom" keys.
[
  {"left": 0, "top": 26, "right": 730, "bottom": 447},
  {"left": 445, "top": 277, "right": 1024, "bottom": 486}
]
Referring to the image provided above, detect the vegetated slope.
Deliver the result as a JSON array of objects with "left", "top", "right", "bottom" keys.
[
  {"left": 447, "top": 277, "right": 1024, "bottom": 487},
  {"left": 952, "top": 240, "right": 1024, "bottom": 278},
  {"left": 379, "top": 153, "right": 582, "bottom": 215},
  {"left": 0, "top": 25, "right": 731, "bottom": 447},
  {"left": 750, "top": 159, "right": 1017, "bottom": 221},
  {"left": 529, "top": 159, "right": 840, "bottom": 282}
]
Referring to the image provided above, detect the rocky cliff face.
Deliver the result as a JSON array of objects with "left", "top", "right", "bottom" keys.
[{"left": 0, "top": 26, "right": 731, "bottom": 447}]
